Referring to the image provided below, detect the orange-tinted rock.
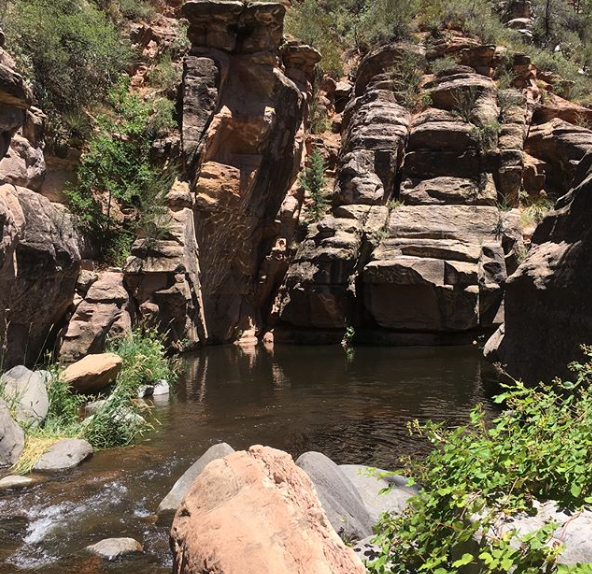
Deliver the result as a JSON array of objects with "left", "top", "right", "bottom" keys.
[
  {"left": 170, "top": 445, "right": 365, "bottom": 574},
  {"left": 61, "top": 353, "right": 122, "bottom": 393}
]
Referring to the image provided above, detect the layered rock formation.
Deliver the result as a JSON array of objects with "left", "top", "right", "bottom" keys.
[
  {"left": 0, "top": 37, "right": 80, "bottom": 367},
  {"left": 485, "top": 153, "right": 592, "bottom": 383},
  {"left": 274, "top": 45, "right": 522, "bottom": 343}
]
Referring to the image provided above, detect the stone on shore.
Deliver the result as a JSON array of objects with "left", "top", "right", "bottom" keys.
[
  {"left": 157, "top": 442, "right": 235, "bottom": 525},
  {"left": 33, "top": 438, "right": 93, "bottom": 470},
  {"left": 0, "top": 366, "right": 49, "bottom": 427},
  {"left": 60, "top": 353, "right": 122, "bottom": 393},
  {"left": 86, "top": 537, "right": 143, "bottom": 560},
  {"left": 170, "top": 445, "right": 365, "bottom": 574},
  {"left": 0, "top": 398, "right": 24, "bottom": 466},
  {"left": 296, "top": 451, "right": 373, "bottom": 541},
  {"left": 0, "top": 474, "right": 35, "bottom": 490}
]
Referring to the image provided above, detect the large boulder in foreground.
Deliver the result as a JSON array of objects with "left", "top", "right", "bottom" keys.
[
  {"left": 170, "top": 445, "right": 365, "bottom": 574},
  {"left": 60, "top": 353, "right": 122, "bottom": 393},
  {"left": 157, "top": 442, "right": 235, "bottom": 525},
  {"left": 485, "top": 152, "right": 592, "bottom": 383}
]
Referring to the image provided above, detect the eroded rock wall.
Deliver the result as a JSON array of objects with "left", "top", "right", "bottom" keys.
[
  {"left": 274, "top": 44, "right": 522, "bottom": 344},
  {"left": 0, "top": 36, "right": 80, "bottom": 367},
  {"left": 485, "top": 153, "right": 592, "bottom": 383}
]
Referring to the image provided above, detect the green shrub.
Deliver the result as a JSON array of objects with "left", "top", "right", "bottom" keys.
[
  {"left": 1, "top": 0, "right": 131, "bottom": 146},
  {"left": 284, "top": 0, "right": 345, "bottom": 76},
  {"left": 149, "top": 52, "right": 182, "bottom": 93},
  {"left": 357, "top": 0, "right": 418, "bottom": 45},
  {"left": 391, "top": 49, "right": 427, "bottom": 110},
  {"left": 301, "top": 148, "right": 330, "bottom": 222},
  {"left": 107, "top": 326, "right": 179, "bottom": 396},
  {"left": 369, "top": 348, "right": 592, "bottom": 574},
  {"left": 65, "top": 77, "right": 176, "bottom": 264},
  {"left": 430, "top": 55, "right": 458, "bottom": 75}
]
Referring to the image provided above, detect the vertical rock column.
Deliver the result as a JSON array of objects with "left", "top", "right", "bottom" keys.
[{"left": 180, "top": 0, "right": 307, "bottom": 343}]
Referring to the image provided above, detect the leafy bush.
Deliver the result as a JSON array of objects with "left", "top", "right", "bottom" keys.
[
  {"left": 369, "top": 348, "right": 592, "bottom": 574},
  {"left": 148, "top": 52, "right": 182, "bottom": 93},
  {"left": 284, "top": 0, "right": 346, "bottom": 76},
  {"left": 65, "top": 77, "right": 176, "bottom": 265},
  {"left": 1, "top": 0, "right": 131, "bottom": 146},
  {"left": 358, "top": 0, "right": 418, "bottom": 45},
  {"left": 391, "top": 49, "right": 427, "bottom": 110},
  {"left": 301, "top": 148, "right": 330, "bottom": 222},
  {"left": 107, "top": 326, "right": 179, "bottom": 396}
]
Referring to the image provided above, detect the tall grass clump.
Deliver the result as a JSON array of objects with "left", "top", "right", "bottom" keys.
[
  {"left": 369, "top": 347, "right": 592, "bottom": 574},
  {"left": 107, "top": 325, "right": 179, "bottom": 396},
  {"left": 10, "top": 327, "right": 178, "bottom": 473}
]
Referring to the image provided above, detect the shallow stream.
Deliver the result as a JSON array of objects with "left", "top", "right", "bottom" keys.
[{"left": 0, "top": 344, "right": 500, "bottom": 573}]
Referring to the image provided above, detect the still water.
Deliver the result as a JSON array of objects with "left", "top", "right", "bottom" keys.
[{"left": 0, "top": 344, "right": 499, "bottom": 573}]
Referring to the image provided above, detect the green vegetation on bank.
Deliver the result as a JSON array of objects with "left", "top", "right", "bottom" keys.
[
  {"left": 286, "top": 0, "right": 592, "bottom": 102},
  {"left": 369, "top": 348, "right": 592, "bottom": 574},
  {"left": 65, "top": 77, "right": 176, "bottom": 265},
  {"left": 5, "top": 327, "right": 178, "bottom": 474}
]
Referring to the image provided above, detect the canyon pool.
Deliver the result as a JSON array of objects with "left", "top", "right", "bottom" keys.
[{"left": 0, "top": 344, "right": 500, "bottom": 573}]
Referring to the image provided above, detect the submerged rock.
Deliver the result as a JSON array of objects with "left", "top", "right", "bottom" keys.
[
  {"left": 296, "top": 451, "right": 373, "bottom": 541},
  {"left": 60, "top": 353, "right": 122, "bottom": 393},
  {"left": 0, "top": 366, "right": 49, "bottom": 427},
  {"left": 170, "top": 445, "right": 365, "bottom": 574},
  {"left": 0, "top": 399, "right": 24, "bottom": 466},
  {"left": 157, "top": 442, "right": 235, "bottom": 525},
  {"left": 153, "top": 379, "right": 169, "bottom": 396},
  {"left": 86, "top": 537, "right": 143, "bottom": 560},
  {"left": 33, "top": 438, "right": 92, "bottom": 471}
]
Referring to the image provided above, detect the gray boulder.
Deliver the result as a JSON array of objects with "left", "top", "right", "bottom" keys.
[
  {"left": 0, "top": 398, "right": 24, "bottom": 466},
  {"left": 157, "top": 442, "right": 235, "bottom": 525},
  {"left": 86, "top": 537, "right": 142, "bottom": 560},
  {"left": 0, "top": 365, "right": 49, "bottom": 427},
  {"left": 296, "top": 452, "right": 373, "bottom": 541},
  {"left": 33, "top": 438, "right": 93, "bottom": 471},
  {"left": 340, "top": 464, "right": 415, "bottom": 525}
]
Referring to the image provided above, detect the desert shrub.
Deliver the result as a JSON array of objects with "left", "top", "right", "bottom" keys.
[
  {"left": 284, "top": 0, "right": 346, "bottom": 76},
  {"left": 369, "top": 348, "right": 592, "bottom": 574},
  {"left": 357, "top": 0, "right": 418, "bottom": 45},
  {"left": 430, "top": 55, "right": 458, "bottom": 75},
  {"left": 301, "top": 148, "right": 330, "bottom": 222},
  {"left": 148, "top": 52, "right": 182, "bottom": 93},
  {"left": 391, "top": 49, "right": 427, "bottom": 110},
  {"left": 0, "top": 0, "right": 131, "bottom": 147}
]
